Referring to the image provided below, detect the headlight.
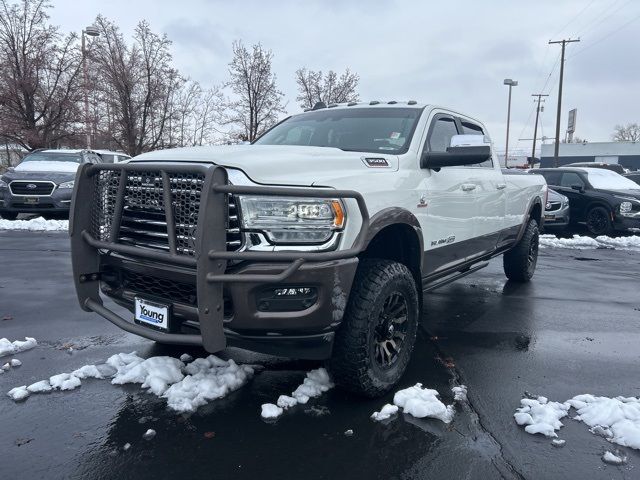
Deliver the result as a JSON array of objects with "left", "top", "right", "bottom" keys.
[
  {"left": 619, "top": 200, "right": 640, "bottom": 217},
  {"left": 238, "top": 196, "right": 345, "bottom": 244},
  {"left": 58, "top": 180, "right": 74, "bottom": 189}
]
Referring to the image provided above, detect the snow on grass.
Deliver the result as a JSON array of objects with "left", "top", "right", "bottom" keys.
[
  {"left": 0, "top": 337, "right": 37, "bottom": 357},
  {"left": 392, "top": 384, "right": 455, "bottom": 423},
  {"left": 371, "top": 404, "right": 399, "bottom": 422},
  {"left": 6, "top": 351, "right": 254, "bottom": 413},
  {"left": 260, "top": 368, "right": 334, "bottom": 420},
  {"left": 0, "top": 217, "right": 68, "bottom": 231},
  {"left": 515, "top": 393, "right": 640, "bottom": 451},
  {"left": 539, "top": 234, "right": 640, "bottom": 251}
]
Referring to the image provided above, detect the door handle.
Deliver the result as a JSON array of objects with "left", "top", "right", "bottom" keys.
[
  {"left": 461, "top": 183, "right": 477, "bottom": 191},
  {"left": 496, "top": 183, "right": 507, "bottom": 190}
]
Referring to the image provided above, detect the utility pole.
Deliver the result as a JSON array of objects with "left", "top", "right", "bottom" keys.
[
  {"left": 503, "top": 79, "right": 518, "bottom": 168},
  {"left": 530, "top": 94, "right": 548, "bottom": 167},
  {"left": 549, "top": 38, "right": 579, "bottom": 167}
]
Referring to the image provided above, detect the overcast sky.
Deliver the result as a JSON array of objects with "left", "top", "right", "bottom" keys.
[{"left": 51, "top": 0, "right": 640, "bottom": 156}]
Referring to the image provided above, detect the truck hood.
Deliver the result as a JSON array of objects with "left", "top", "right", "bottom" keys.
[{"left": 131, "top": 145, "right": 399, "bottom": 186}]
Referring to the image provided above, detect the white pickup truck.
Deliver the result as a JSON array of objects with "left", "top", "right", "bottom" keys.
[{"left": 70, "top": 102, "right": 546, "bottom": 396}]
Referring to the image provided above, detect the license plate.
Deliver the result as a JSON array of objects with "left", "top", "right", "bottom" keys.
[
  {"left": 544, "top": 214, "right": 555, "bottom": 220},
  {"left": 24, "top": 197, "right": 39, "bottom": 204},
  {"left": 135, "top": 297, "right": 170, "bottom": 331}
]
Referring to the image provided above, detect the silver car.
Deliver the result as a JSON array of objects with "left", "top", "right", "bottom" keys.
[{"left": 544, "top": 189, "right": 570, "bottom": 231}]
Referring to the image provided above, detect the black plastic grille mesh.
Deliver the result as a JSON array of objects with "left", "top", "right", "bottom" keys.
[{"left": 90, "top": 169, "right": 241, "bottom": 255}]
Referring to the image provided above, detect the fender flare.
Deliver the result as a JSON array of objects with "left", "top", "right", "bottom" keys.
[
  {"left": 515, "top": 196, "right": 543, "bottom": 244},
  {"left": 364, "top": 207, "right": 425, "bottom": 253}
]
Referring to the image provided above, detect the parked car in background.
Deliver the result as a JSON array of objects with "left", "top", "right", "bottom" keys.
[
  {"left": 0, "top": 149, "right": 103, "bottom": 220},
  {"left": 624, "top": 171, "right": 640, "bottom": 186},
  {"left": 543, "top": 189, "right": 570, "bottom": 231},
  {"left": 94, "top": 150, "right": 131, "bottom": 163},
  {"left": 531, "top": 167, "right": 640, "bottom": 235},
  {"left": 565, "top": 162, "right": 626, "bottom": 175},
  {"left": 503, "top": 169, "right": 570, "bottom": 232}
]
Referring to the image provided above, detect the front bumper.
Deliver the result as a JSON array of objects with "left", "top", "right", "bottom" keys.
[
  {"left": 0, "top": 186, "right": 72, "bottom": 215},
  {"left": 614, "top": 214, "right": 640, "bottom": 233},
  {"left": 543, "top": 204, "right": 570, "bottom": 230},
  {"left": 70, "top": 162, "right": 369, "bottom": 360}
]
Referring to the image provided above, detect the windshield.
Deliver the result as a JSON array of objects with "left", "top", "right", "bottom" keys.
[
  {"left": 21, "top": 152, "right": 82, "bottom": 164},
  {"left": 586, "top": 169, "right": 640, "bottom": 190},
  {"left": 254, "top": 107, "right": 423, "bottom": 154}
]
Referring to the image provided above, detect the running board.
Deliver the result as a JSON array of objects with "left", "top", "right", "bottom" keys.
[{"left": 422, "top": 262, "right": 489, "bottom": 293}]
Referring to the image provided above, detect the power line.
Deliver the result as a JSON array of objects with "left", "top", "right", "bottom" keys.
[
  {"left": 569, "top": 11, "right": 640, "bottom": 58},
  {"left": 550, "top": 0, "right": 598, "bottom": 38},
  {"left": 548, "top": 38, "right": 580, "bottom": 166},
  {"left": 573, "top": 0, "right": 633, "bottom": 38}
]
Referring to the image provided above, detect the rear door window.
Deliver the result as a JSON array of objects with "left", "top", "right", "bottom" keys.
[
  {"left": 539, "top": 171, "right": 562, "bottom": 186},
  {"left": 560, "top": 172, "right": 585, "bottom": 188}
]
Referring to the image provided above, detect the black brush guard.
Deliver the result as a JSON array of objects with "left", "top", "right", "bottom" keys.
[{"left": 70, "top": 162, "right": 370, "bottom": 352}]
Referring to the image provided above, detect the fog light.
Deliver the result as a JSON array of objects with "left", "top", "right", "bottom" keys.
[{"left": 257, "top": 286, "right": 318, "bottom": 312}]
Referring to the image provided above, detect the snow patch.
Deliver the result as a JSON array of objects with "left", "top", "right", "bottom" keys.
[
  {"left": 0, "top": 337, "right": 37, "bottom": 357},
  {"left": 7, "top": 352, "right": 254, "bottom": 412},
  {"left": 371, "top": 404, "right": 399, "bottom": 422},
  {"left": 539, "top": 234, "right": 640, "bottom": 251},
  {"left": 260, "top": 368, "right": 334, "bottom": 420},
  {"left": 551, "top": 439, "right": 566, "bottom": 448},
  {"left": 452, "top": 385, "right": 468, "bottom": 402},
  {"left": 10, "top": 359, "right": 22, "bottom": 367},
  {"left": 515, "top": 393, "right": 640, "bottom": 450},
  {"left": 602, "top": 450, "right": 627, "bottom": 465},
  {"left": 261, "top": 403, "right": 283, "bottom": 419},
  {"left": 393, "top": 383, "right": 455, "bottom": 423},
  {"left": 0, "top": 217, "right": 68, "bottom": 231},
  {"left": 142, "top": 429, "right": 156, "bottom": 440},
  {"left": 513, "top": 396, "right": 570, "bottom": 438}
]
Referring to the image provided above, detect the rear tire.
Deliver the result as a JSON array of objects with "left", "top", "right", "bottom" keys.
[
  {"left": 503, "top": 219, "right": 539, "bottom": 282},
  {"left": 585, "top": 206, "right": 613, "bottom": 236},
  {"left": 330, "top": 259, "right": 419, "bottom": 397},
  {"left": 0, "top": 212, "right": 18, "bottom": 220}
]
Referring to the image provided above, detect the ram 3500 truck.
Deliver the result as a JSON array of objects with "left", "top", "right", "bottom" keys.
[{"left": 70, "top": 102, "right": 546, "bottom": 396}]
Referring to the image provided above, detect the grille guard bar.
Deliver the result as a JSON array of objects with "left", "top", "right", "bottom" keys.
[{"left": 70, "top": 161, "right": 370, "bottom": 352}]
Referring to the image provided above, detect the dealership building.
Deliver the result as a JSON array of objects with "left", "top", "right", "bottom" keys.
[{"left": 540, "top": 141, "right": 640, "bottom": 171}]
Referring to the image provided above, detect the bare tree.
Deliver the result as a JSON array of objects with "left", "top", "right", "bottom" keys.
[
  {"left": 612, "top": 123, "right": 640, "bottom": 142},
  {"left": 225, "top": 41, "right": 285, "bottom": 142},
  {"left": 295, "top": 67, "right": 359, "bottom": 109},
  {"left": 90, "top": 16, "right": 182, "bottom": 156},
  {"left": 0, "top": 0, "right": 83, "bottom": 150}
]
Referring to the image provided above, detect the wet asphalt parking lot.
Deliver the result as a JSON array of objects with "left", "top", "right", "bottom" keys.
[{"left": 1, "top": 230, "right": 639, "bottom": 480}]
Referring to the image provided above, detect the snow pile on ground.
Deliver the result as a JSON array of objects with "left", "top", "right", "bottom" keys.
[
  {"left": 0, "top": 217, "right": 68, "bottom": 231},
  {"left": 566, "top": 394, "right": 640, "bottom": 450},
  {"left": 371, "top": 404, "right": 399, "bottom": 422},
  {"left": 514, "top": 396, "right": 570, "bottom": 438},
  {"left": 163, "top": 355, "right": 254, "bottom": 413},
  {"left": 0, "top": 337, "right": 37, "bottom": 357},
  {"left": 452, "top": 385, "right": 468, "bottom": 402},
  {"left": 6, "top": 351, "right": 254, "bottom": 413},
  {"left": 602, "top": 451, "right": 627, "bottom": 465},
  {"left": 392, "top": 384, "right": 455, "bottom": 423},
  {"left": 260, "top": 368, "right": 334, "bottom": 419},
  {"left": 539, "top": 234, "right": 640, "bottom": 251},
  {"left": 515, "top": 393, "right": 640, "bottom": 451}
]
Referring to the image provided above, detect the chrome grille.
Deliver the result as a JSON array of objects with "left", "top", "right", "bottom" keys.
[
  {"left": 546, "top": 201, "right": 562, "bottom": 212},
  {"left": 90, "top": 169, "right": 241, "bottom": 255}
]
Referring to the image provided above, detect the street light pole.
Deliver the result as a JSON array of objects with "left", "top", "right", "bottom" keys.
[
  {"left": 81, "top": 25, "right": 100, "bottom": 149},
  {"left": 531, "top": 93, "right": 548, "bottom": 167},
  {"left": 503, "top": 78, "right": 518, "bottom": 168}
]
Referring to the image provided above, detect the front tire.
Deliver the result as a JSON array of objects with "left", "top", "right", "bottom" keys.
[
  {"left": 503, "top": 219, "right": 539, "bottom": 282},
  {"left": 330, "top": 259, "right": 419, "bottom": 397},
  {"left": 585, "top": 206, "right": 613, "bottom": 236}
]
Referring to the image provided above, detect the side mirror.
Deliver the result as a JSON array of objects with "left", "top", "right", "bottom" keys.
[
  {"left": 421, "top": 135, "right": 492, "bottom": 169},
  {"left": 570, "top": 184, "right": 584, "bottom": 192}
]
